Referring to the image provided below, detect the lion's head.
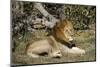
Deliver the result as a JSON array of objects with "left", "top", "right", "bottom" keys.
[{"left": 52, "top": 19, "right": 75, "bottom": 47}]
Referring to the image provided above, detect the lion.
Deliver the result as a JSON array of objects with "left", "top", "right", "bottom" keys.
[
  {"left": 52, "top": 19, "right": 85, "bottom": 55},
  {"left": 26, "top": 35, "right": 62, "bottom": 58},
  {"left": 26, "top": 19, "right": 85, "bottom": 58}
]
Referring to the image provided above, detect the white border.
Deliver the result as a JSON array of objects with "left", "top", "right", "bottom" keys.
[
  {"left": 17, "top": 0, "right": 96, "bottom": 5},
  {"left": 0, "top": 0, "right": 100, "bottom": 67},
  {"left": 0, "top": 0, "right": 10, "bottom": 67}
]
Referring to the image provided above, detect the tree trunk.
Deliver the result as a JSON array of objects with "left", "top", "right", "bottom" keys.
[{"left": 34, "top": 3, "right": 59, "bottom": 28}]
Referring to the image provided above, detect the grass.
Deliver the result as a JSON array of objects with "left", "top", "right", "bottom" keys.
[{"left": 11, "top": 29, "right": 96, "bottom": 66}]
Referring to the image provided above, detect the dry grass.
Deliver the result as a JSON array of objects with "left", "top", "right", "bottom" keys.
[{"left": 11, "top": 29, "right": 96, "bottom": 66}]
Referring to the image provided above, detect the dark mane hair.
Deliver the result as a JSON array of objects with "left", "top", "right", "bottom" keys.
[{"left": 51, "top": 19, "right": 75, "bottom": 48}]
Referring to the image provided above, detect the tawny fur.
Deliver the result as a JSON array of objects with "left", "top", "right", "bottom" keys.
[
  {"left": 26, "top": 19, "right": 85, "bottom": 58},
  {"left": 26, "top": 36, "right": 62, "bottom": 58}
]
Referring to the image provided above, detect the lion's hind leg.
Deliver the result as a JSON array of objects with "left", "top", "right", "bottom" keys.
[
  {"left": 48, "top": 49, "right": 62, "bottom": 58},
  {"left": 27, "top": 51, "right": 39, "bottom": 58}
]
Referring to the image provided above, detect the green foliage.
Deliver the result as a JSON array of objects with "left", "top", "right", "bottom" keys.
[
  {"left": 64, "top": 5, "right": 96, "bottom": 30},
  {"left": 12, "top": 1, "right": 96, "bottom": 37}
]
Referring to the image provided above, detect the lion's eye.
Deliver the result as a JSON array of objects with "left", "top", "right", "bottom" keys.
[
  {"left": 66, "top": 29, "right": 72, "bottom": 34},
  {"left": 66, "top": 29, "right": 68, "bottom": 32}
]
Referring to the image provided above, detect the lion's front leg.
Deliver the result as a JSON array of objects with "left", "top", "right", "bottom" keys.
[
  {"left": 59, "top": 43, "right": 85, "bottom": 55},
  {"left": 67, "top": 47, "right": 85, "bottom": 55}
]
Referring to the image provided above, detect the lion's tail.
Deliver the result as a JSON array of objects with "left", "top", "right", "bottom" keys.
[{"left": 25, "top": 41, "right": 32, "bottom": 54}]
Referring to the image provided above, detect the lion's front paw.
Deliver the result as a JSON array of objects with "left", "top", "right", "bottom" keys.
[{"left": 70, "top": 47, "right": 85, "bottom": 55}]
